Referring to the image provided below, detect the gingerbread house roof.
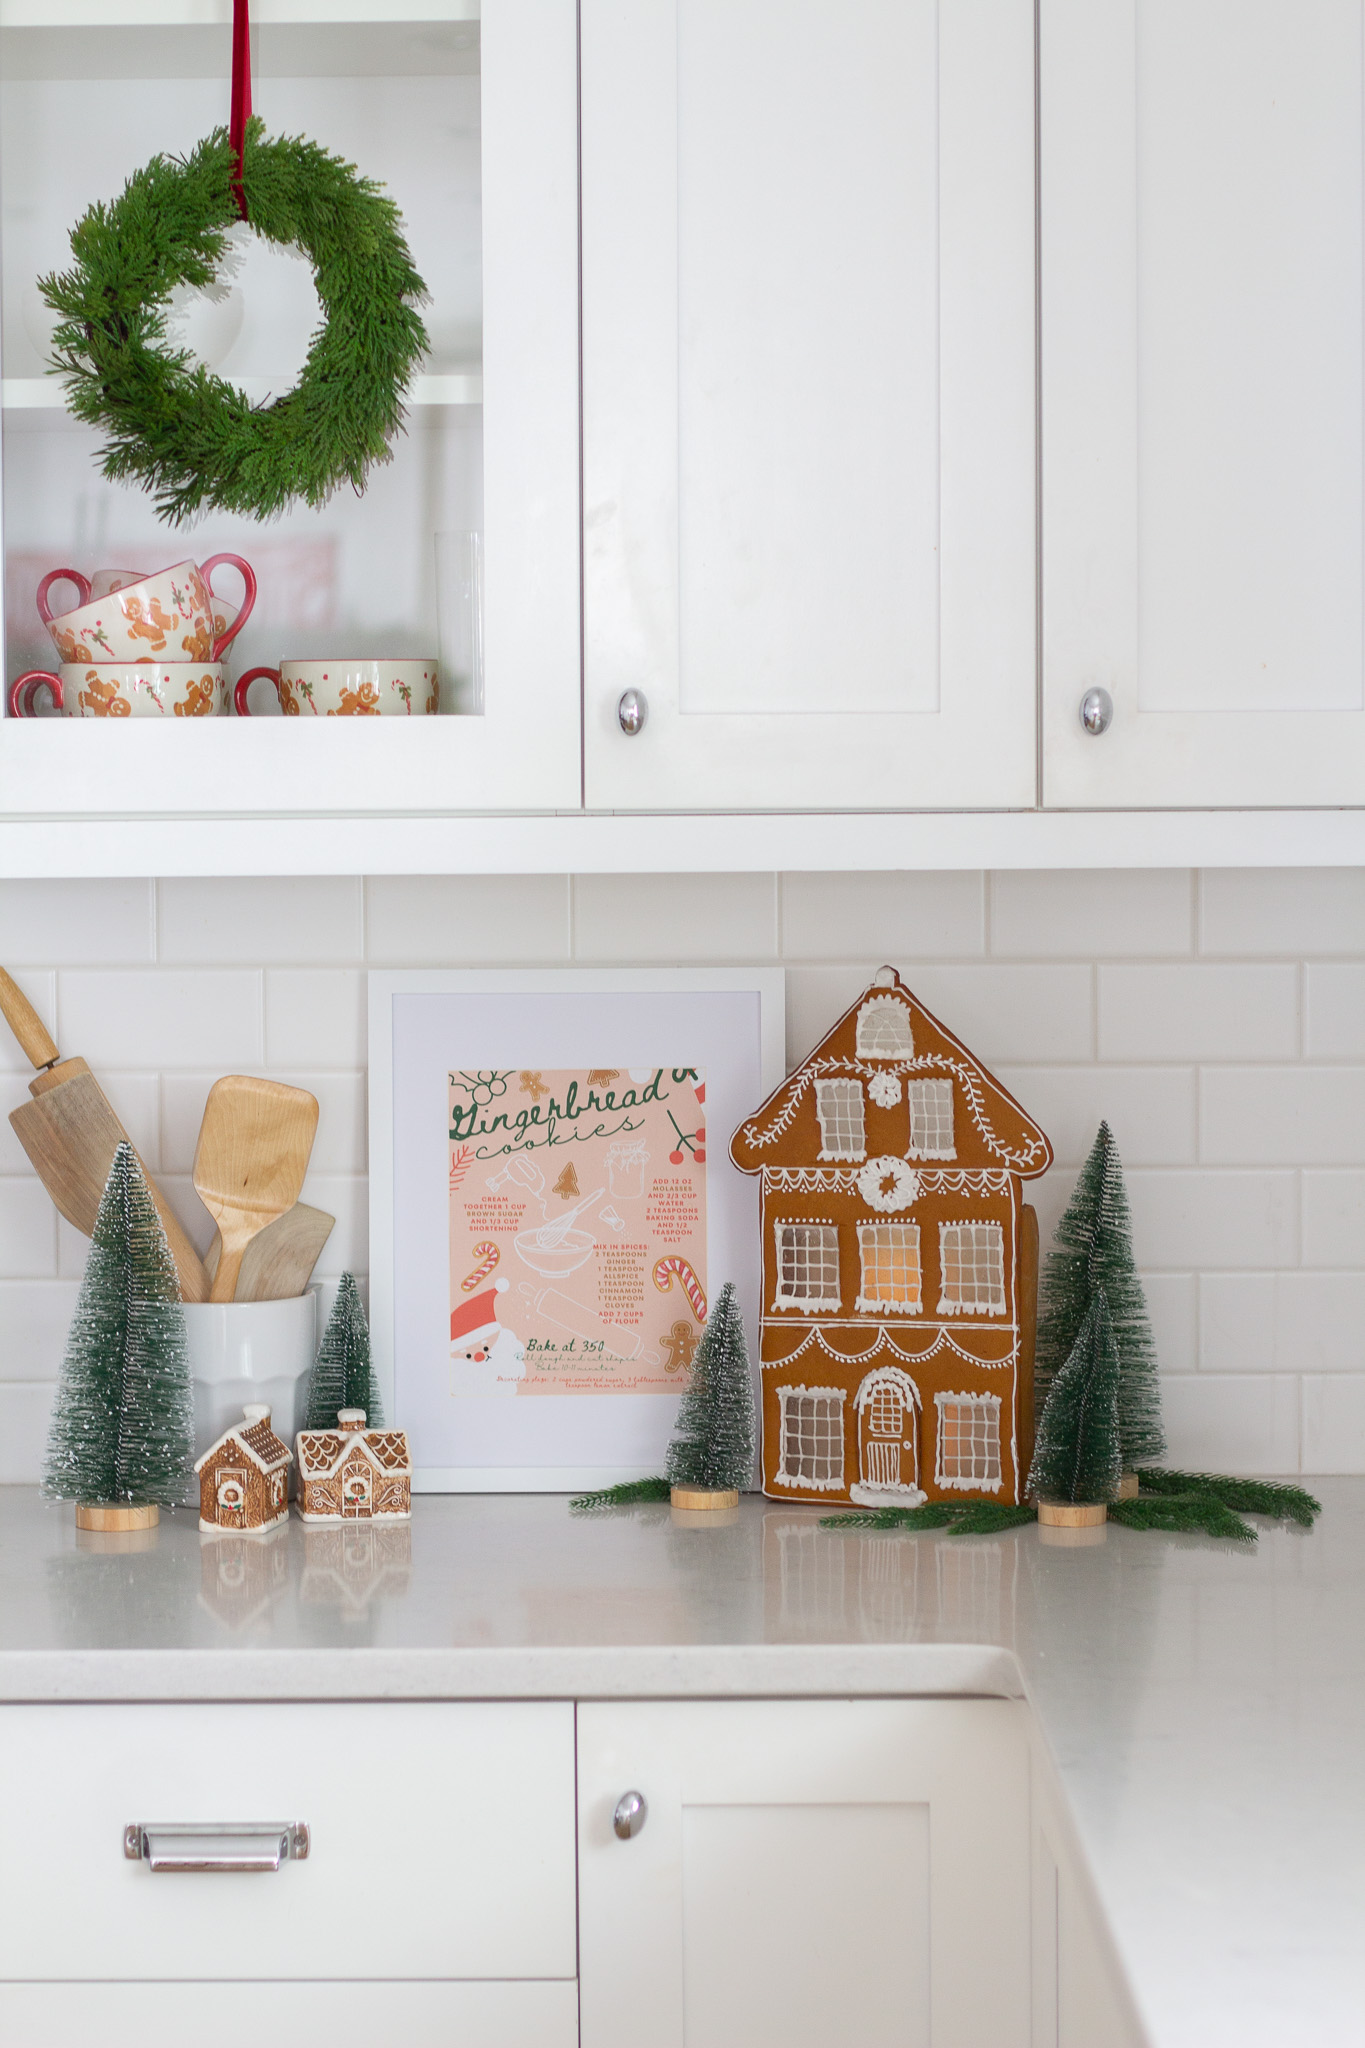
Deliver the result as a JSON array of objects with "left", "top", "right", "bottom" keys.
[
  {"left": 295, "top": 1425, "right": 412, "bottom": 1483},
  {"left": 194, "top": 1413, "right": 292, "bottom": 1476},
  {"left": 730, "top": 967, "right": 1052, "bottom": 1178}
]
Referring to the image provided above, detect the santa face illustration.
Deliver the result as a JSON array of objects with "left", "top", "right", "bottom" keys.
[{"left": 450, "top": 1278, "right": 526, "bottom": 1395}]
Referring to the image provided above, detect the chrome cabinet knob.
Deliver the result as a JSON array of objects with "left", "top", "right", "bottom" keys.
[
  {"left": 1079, "top": 686, "right": 1113, "bottom": 735},
  {"left": 613, "top": 1790, "right": 648, "bottom": 1840},
  {"left": 617, "top": 688, "right": 648, "bottom": 736}
]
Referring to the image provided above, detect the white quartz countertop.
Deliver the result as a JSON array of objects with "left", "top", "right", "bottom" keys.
[{"left": 2, "top": 1481, "right": 1361, "bottom": 2047}]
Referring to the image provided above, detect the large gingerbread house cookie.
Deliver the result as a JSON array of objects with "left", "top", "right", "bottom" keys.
[{"left": 729, "top": 968, "right": 1052, "bottom": 1506}]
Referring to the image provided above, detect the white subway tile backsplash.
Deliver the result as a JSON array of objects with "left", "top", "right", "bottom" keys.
[
  {"left": 159, "top": 877, "right": 362, "bottom": 964},
  {"left": 0, "top": 970, "right": 55, "bottom": 1074},
  {"left": 0, "top": 879, "right": 153, "bottom": 966},
  {"left": 782, "top": 872, "right": 984, "bottom": 960},
  {"left": 58, "top": 971, "right": 262, "bottom": 1072},
  {"left": 1304, "top": 965, "right": 1365, "bottom": 1058},
  {"left": 1200, "top": 869, "right": 1365, "bottom": 957},
  {"left": 1099, "top": 965, "right": 1299, "bottom": 1061},
  {"left": 0, "top": 866, "right": 1360, "bottom": 1479},
  {"left": 1126, "top": 1170, "right": 1298, "bottom": 1268},
  {"left": 993, "top": 1066, "right": 1197, "bottom": 1167},
  {"left": 574, "top": 873, "right": 778, "bottom": 962},
  {"left": 0, "top": 1281, "right": 80, "bottom": 1381},
  {"left": 1302, "top": 1172, "right": 1365, "bottom": 1268},
  {"left": 264, "top": 970, "right": 366, "bottom": 1069},
  {"left": 1199, "top": 1067, "right": 1365, "bottom": 1165},
  {"left": 0, "top": 1384, "right": 55, "bottom": 1481},
  {"left": 366, "top": 875, "right": 571, "bottom": 963},
  {"left": 991, "top": 870, "right": 1193, "bottom": 959},
  {"left": 1161, "top": 1374, "right": 1301, "bottom": 1474},
  {"left": 1301, "top": 1376, "right": 1365, "bottom": 1473}
]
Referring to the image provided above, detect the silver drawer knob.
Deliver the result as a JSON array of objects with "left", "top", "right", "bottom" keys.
[
  {"left": 617, "top": 688, "right": 648, "bottom": 736},
  {"left": 1079, "top": 686, "right": 1113, "bottom": 735},
  {"left": 613, "top": 1790, "right": 647, "bottom": 1840}
]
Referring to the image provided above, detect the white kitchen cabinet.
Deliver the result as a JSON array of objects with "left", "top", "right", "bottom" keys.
[
  {"left": 0, "top": 0, "right": 581, "bottom": 818},
  {"left": 1030, "top": 1743, "right": 1145, "bottom": 2048},
  {"left": 581, "top": 0, "right": 1037, "bottom": 814},
  {"left": 1042, "top": 0, "right": 1365, "bottom": 808},
  {"left": 577, "top": 1697, "right": 1032, "bottom": 2047}
]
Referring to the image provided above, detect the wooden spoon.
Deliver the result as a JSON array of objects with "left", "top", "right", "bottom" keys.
[
  {"left": 194, "top": 1077, "right": 319, "bottom": 1303},
  {"left": 204, "top": 1201, "right": 334, "bottom": 1302}
]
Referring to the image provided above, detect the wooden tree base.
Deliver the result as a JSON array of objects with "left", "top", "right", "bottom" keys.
[
  {"left": 1038, "top": 1521, "right": 1107, "bottom": 1548},
  {"left": 1036, "top": 1499, "right": 1107, "bottom": 1528},
  {"left": 75, "top": 1502, "right": 160, "bottom": 1532},
  {"left": 670, "top": 1485, "right": 740, "bottom": 1512},
  {"left": 1118, "top": 1472, "right": 1141, "bottom": 1500}
]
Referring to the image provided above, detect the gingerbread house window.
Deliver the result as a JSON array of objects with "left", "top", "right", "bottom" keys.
[
  {"left": 937, "top": 1221, "right": 1006, "bottom": 1315},
  {"left": 775, "top": 1385, "right": 847, "bottom": 1490},
  {"left": 856, "top": 995, "right": 914, "bottom": 1058},
  {"left": 906, "top": 1078, "right": 955, "bottom": 1159},
  {"left": 856, "top": 1223, "right": 922, "bottom": 1313},
  {"left": 815, "top": 1078, "right": 866, "bottom": 1161},
  {"left": 773, "top": 1221, "right": 841, "bottom": 1311},
  {"left": 934, "top": 1391, "right": 1003, "bottom": 1492}
]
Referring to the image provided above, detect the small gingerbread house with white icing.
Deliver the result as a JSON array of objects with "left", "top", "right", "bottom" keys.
[
  {"left": 295, "top": 1409, "right": 412, "bottom": 1522},
  {"left": 195, "top": 1405, "right": 292, "bottom": 1534},
  {"left": 730, "top": 968, "right": 1052, "bottom": 1507}
]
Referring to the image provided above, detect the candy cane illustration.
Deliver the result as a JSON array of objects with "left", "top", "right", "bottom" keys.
[
  {"left": 461, "top": 1241, "right": 501, "bottom": 1291},
  {"left": 652, "top": 1256, "right": 707, "bottom": 1324}
]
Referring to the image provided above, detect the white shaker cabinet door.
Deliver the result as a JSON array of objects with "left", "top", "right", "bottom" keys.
[
  {"left": 581, "top": 0, "right": 1037, "bottom": 812},
  {"left": 1043, "top": 0, "right": 1365, "bottom": 806},
  {"left": 578, "top": 1699, "right": 1031, "bottom": 2048}
]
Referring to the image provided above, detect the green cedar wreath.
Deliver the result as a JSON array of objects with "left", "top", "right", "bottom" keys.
[{"left": 39, "top": 117, "right": 429, "bottom": 526}]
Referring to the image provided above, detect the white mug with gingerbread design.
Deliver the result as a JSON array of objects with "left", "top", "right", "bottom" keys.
[
  {"left": 9, "top": 662, "right": 228, "bottom": 719},
  {"left": 235, "top": 657, "right": 440, "bottom": 716},
  {"left": 36, "top": 557, "right": 254, "bottom": 666}
]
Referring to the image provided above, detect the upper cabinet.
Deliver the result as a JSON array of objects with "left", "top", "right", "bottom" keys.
[
  {"left": 580, "top": 0, "right": 1038, "bottom": 813},
  {"left": 0, "top": 0, "right": 581, "bottom": 819},
  {"left": 1042, "top": 0, "right": 1365, "bottom": 807}
]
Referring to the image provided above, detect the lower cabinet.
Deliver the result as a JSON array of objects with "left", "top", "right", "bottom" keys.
[
  {"left": 578, "top": 1698, "right": 1033, "bottom": 2048},
  {"left": 1031, "top": 1745, "right": 1146, "bottom": 2048}
]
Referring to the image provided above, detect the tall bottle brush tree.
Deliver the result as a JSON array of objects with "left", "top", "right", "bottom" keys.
[
  {"left": 665, "top": 1281, "right": 757, "bottom": 1493},
  {"left": 1035, "top": 1121, "right": 1165, "bottom": 1472},
  {"left": 1027, "top": 1286, "right": 1124, "bottom": 1504},
  {"left": 301, "top": 1272, "right": 384, "bottom": 1431},
  {"left": 43, "top": 1141, "right": 194, "bottom": 1508}
]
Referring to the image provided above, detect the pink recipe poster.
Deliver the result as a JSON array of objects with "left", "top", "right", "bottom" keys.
[{"left": 447, "top": 1067, "right": 708, "bottom": 1396}]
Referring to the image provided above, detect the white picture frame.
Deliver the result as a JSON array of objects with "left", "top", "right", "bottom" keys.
[{"left": 368, "top": 968, "right": 785, "bottom": 1491}]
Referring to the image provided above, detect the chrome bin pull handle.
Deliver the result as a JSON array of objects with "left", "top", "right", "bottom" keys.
[{"left": 124, "top": 1821, "right": 310, "bottom": 1872}]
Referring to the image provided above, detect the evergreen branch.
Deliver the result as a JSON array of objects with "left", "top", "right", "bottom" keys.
[
  {"left": 948, "top": 1502, "right": 1038, "bottom": 1535},
  {"left": 570, "top": 1476, "right": 671, "bottom": 1511},
  {"left": 820, "top": 1501, "right": 1034, "bottom": 1535},
  {"left": 1109, "top": 1492, "right": 1257, "bottom": 1543},
  {"left": 1135, "top": 1469, "right": 1321, "bottom": 1527}
]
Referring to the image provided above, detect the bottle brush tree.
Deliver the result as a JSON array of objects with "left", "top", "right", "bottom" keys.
[
  {"left": 43, "top": 1141, "right": 194, "bottom": 1508},
  {"left": 1035, "top": 1120, "right": 1165, "bottom": 1471},
  {"left": 1027, "top": 1285, "right": 1123, "bottom": 1505},
  {"left": 301, "top": 1272, "right": 383, "bottom": 1430},
  {"left": 665, "top": 1281, "right": 756, "bottom": 1494}
]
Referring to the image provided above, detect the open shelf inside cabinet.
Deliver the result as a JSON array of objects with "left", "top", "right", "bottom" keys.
[{"left": 0, "top": 0, "right": 582, "bottom": 830}]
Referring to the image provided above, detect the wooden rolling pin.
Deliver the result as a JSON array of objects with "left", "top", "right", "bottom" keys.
[{"left": 0, "top": 966, "right": 210, "bottom": 1303}]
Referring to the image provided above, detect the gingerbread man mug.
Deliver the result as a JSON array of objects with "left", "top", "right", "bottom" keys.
[
  {"left": 235, "top": 658, "right": 440, "bottom": 717},
  {"left": 37, "top": 556, "right": 255, "bottom": 666}
]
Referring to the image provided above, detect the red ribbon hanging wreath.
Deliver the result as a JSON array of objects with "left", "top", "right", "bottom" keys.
[{"left": 229, "top": 0, "right": 252, "bottom": 219}]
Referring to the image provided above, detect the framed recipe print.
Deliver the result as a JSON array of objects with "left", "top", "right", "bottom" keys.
[{"left": 369, "top": 969, "right": 785, "bottom": 1489}]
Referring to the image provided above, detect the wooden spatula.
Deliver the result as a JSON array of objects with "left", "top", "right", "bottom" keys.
[
  {"left": 204, "top": 1201, "right": 334, "bottom": 1302},
  {"left": 0, "top": 966, "right": 211, "bottom": 1302},
  {"left": 194, "top": 1076, "right": 319, "bottom": 1303}
]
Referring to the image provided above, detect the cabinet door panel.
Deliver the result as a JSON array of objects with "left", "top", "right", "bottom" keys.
[
  {"left": 582, "top": 0, "right": 1036, "bottom": 811},
  {"left": 1043, "top": 0, "right": 1365, "bottom": 805},
  {"left": 578, "top": 1698, "right": 1030, "bottom": 2047}
]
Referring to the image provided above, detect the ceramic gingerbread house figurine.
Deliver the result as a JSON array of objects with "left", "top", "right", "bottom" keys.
[
  {"left": 195, "top": 1404, "right": 293, "bottom": 1534},
  {"left": 730, "top": 968, "right": 1052, "bottom": 1507},
  {"left": 295, "top": 1409, "right": 413, "bottom": 1522}
]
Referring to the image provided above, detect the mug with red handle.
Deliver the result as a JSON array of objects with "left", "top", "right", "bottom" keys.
[{"left": 36, "top": 556, "right": 255, "bottom": 666}]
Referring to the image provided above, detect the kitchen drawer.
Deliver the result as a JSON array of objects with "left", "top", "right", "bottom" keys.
[
  {"left": 0, "top": 1979, "right": 579, "bottom": 2047},
  {"left": 0, "top": 1703, "right": 576, "bottom": 1983}
]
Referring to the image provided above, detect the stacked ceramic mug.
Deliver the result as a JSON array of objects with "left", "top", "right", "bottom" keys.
[{"left": 10, "top": 557, "right": 256, "bottom": 718}]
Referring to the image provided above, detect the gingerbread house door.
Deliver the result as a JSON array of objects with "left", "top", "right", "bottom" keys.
[
  {"left": 341, "top": 1458, "right": 373, "bottom": 1518},
  {"left": 854, "top": 1369, "right": 920, "bottom": 1499},
  {"left": 215, "top": 1467, "right": 248, "bottom": 1529}
]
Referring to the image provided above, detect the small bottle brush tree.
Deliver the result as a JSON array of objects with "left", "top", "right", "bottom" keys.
[
  {"left": 1035, "top": 1121, "right": 1165, "bottom": 1474},
  {"left": 1027, "top": 1286, "right": 1123, "bottom": 1505},
  {"left": 300, "top": 1273, "right": 383, "bottom": 1431},
  {"left": 43, "top": 1141, "right": 194, "bottom": 1511},
  {"left": 665, "top": 1282, "right": 756, "bottom": 1497}
]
